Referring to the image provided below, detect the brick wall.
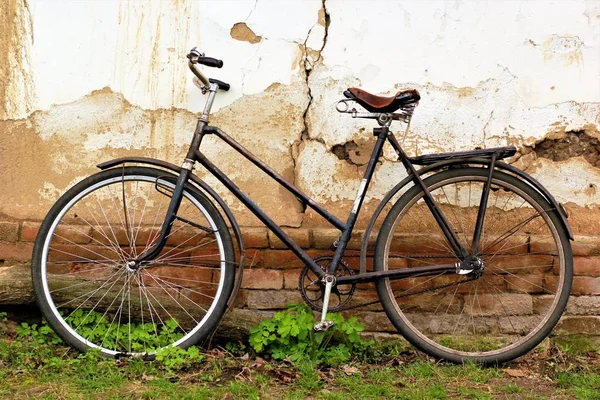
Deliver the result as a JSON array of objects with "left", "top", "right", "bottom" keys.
[{"left": 1, "top": 218, "right": 599, "bottom": 336}]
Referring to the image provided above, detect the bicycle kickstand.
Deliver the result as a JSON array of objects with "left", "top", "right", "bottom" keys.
[{"left": 314, "top": 275, "right": 336, "bottom": 331}]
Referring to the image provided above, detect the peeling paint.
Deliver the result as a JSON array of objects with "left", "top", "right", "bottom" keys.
[
  {"left": 525, "top": 129, "right": 600, "bottom": 168},
  {"left": 230, "top": 22, "right": 262, "bottom": 44}
]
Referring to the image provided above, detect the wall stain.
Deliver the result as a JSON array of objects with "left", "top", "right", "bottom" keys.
[
  {"left": 115, "top": 0, "right": 193, "bottom": 109},
  {"left": 0, "top": 0, "right": 35, "bottom": 120},
  {"left": 543, "top": 35, "right": 584, "bottom": 66}
]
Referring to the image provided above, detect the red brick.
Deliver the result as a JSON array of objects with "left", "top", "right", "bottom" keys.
[
  {"left": 529, "top": 235, "right": 559, "bottom": 255},
  {"left": 480, "top": 234, "right": 529, "bottom": 255},
  {"left": 388, "top": 233, "right": 450, "bottom": 255},
  {"left": 179, "top": 287, "right": 218, "bottom": 307},
  {"left": 394, "top": 293, "right": 463, "bottom": 313},
  {"left": 429, "top": 275, "right": 506, "bottom": 294},
  {"left": 0, "top": 243, "right": 34, "bottom": 261},
  {"left": 487, "top": 255, "right": 554, "bottom": 275},
  {"left": 242, "top": 249, "right": 263, "bottom": 268},
  {"left": 189, "top": 248, "right": 223, "bottom": 265},
  {"left": 546, "top": 275, "right": 600, "bottom": 295},
  {"left": 90, "top": 225, "right": 213, "bottom": 248},
  {"left": 505, "top": 274, "right": 544, "bottom": 293},
  {"left": 230, "top": 289, "right": 248, "bottom": 308},
  {"left": 240, "top": 227, "right": 269, "bottom": 249},
  {"left": 573, "top": 257, "right": 600, "bottom": 276},
  {"left": 0, "top": 221, "right": 19, "bottom": 242},
  {"left": 571, "top": 276, "right": 600, "bottom": 295},
  {"left": 268, "top": 228, "right": 310, "bottom": 249},
  {"left": 407, "top": 257, "right": 454, "bottom": 268},
  {"left": 390, "top": 276, "right": 433, "bottom": 291},
  {"left": 571, "top": 236, "right": 600, "bottom": 257},
  {"left": 166, "top": 226, "right": 214, "bottom": 248},
  {"left": 241, "top": 269, "right": 283, "bottom": 290},
  {"left": 52, "top": 225, "right": 93, "bottom": 245},
  {"left": 463, "top": 293, "right": 533, "bottom": 316},
  {"left": 283, "top": 269, "right": 302, "bottom": 289},
  {"left": 262, "top": 249, "right": 331, "bottom": 269},
  {"left": 311, "top": 228, "right": 340, "bottom": 249},
  {"left": 46, "top": 244, "right": 120, "bottom": 263},
  {"left": 347, "top": 230, "right": 375, "bottom": 251},
  {"left": 532, "top": 236, "right": 600, "bottom": 257},
  {"left": 343, "top": 254, "right": 374, "bottom": 272},
  {"left": 21, "top": 221, "right": 41, "bottom": 242}
]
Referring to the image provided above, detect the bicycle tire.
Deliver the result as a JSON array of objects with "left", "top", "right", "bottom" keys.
[
  {"left": 32, "top": 166, "right": 235, "bottom": 359},
  {"left": 374, "top": 167, "right": 572, "bottom": 364}
]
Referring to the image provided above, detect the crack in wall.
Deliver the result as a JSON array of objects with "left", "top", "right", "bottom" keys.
[{"left": 287, "top": 0, "right": 330, "bottom": 221}]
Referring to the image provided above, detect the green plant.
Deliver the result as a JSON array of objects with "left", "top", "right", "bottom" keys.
[
  {"left": 225, "top": 341, "right": 247, "bottom": 356},
  {"left": 248, "top": 303, "right": 372, "bottom": 366},
  {"left": 155, "top": 345, "right": 205, "bottom": 372},
  {"left": 16, "top": 320, "right": 63, "bottom": 345}
]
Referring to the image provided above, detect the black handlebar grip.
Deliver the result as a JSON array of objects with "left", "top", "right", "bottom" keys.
[
  {"left": 198, "top": 57, "right": 223, "bottom": 68},
  {"left": 209, "top": 78, "right": 230, "bottom": 91}
]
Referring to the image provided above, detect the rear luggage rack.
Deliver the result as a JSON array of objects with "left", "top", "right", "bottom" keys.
[{"left": 409, "top": 146, "right": 517, "bottom": 165}]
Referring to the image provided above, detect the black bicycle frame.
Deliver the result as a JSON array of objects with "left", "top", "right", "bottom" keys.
[{"left": 136, "top": 119, "right": 487, "bottom": 284}]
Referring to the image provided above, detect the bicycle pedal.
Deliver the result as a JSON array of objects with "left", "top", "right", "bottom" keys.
[{"left": 313, "top": 320, "right": 334, "bottom": 332}]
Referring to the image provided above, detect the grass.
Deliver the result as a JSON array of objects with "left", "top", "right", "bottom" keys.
[{"left": 1, "top": 315, "right": 600, "bottom": 399}]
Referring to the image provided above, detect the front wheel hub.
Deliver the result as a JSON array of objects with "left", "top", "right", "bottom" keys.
[{"left": 125, "top": 260, "right": 140, "bottom": 273}]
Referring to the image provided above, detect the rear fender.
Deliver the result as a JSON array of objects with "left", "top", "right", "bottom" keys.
[{"left": 97, "top": 157, "right": 245, "bottom": 309}]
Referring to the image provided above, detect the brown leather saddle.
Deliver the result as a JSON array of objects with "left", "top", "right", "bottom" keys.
[{"left": 343, "top": 87, "right": 420, "bottom": 113}]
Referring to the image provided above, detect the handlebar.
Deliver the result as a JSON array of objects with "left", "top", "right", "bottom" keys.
[
  {"left": 197, "top": 56, "right": 223, "bottom": 68},
  {"left": 187, "top": 47, "right": 230, "bottom": 91}
]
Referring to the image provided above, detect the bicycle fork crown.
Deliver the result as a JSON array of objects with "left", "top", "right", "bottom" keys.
[{"left": 314, "top": 275, "right": 336, "bottom": 332}]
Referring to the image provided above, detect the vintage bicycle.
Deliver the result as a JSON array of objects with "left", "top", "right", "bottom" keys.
[{"left": 31, "top": 48, "right": 573, "bottom": 364}]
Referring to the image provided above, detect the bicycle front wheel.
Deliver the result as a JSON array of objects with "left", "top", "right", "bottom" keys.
[
  {"left": 374, "top": 167, "right": 572, "bottom": 364},
  {"left": 32, "top": 166, "right": 235, "bottom": 358}
]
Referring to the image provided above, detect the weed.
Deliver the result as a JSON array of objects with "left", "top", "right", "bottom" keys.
[
  {"left": 554, "top": 337, "right": 600, "bottom": 355},
  {"left": 155, "top": 345, "right": 205, "bottom": 372},
  {"left": 498, "top": 383, "right": 524, "bottom": 394},
  {"left": 249, "top": 303, "right": 372, "bottom": 366}
]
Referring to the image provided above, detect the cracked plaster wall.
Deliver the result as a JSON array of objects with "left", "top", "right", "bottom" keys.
[{"left": 1, "top": 0, "right": 599, "bottom": 233}]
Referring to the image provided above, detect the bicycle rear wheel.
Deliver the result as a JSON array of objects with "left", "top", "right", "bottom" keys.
[
  {"left": 32, "top": 166, "right": 235, "bottom": 358},
  {"left": 374, "top": 167, "right": 572, "bottom": 364}
]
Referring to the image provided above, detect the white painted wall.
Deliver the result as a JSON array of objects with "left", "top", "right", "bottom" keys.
[{"left": 4, "top": 0, "right": 600, "bottom": 218}]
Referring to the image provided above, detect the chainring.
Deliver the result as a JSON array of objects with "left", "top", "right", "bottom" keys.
[{"left": 299, "top": 256, "right": 356, "bottom": 312}]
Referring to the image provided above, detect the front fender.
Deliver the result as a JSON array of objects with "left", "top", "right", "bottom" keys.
[
  {"left": 97, "top": 157, "right": 245, "bottom": 309},
  {"left": 359, "top": 157, "right": 573, "bottom": 273}
]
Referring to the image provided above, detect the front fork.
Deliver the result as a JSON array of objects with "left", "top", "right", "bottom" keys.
[{"left": 133, "top": 119, "right": 209, "bottom": 266}]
